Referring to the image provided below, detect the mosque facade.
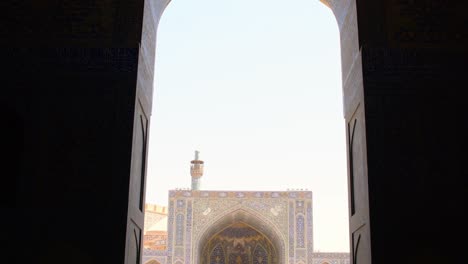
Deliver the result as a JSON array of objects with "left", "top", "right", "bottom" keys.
[{"left": 142, "top": 152, "right": 349, "bottom": 264}]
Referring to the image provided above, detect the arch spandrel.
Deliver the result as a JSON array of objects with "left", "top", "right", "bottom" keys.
[{"left": 192, "top": 197, "right": 289, "bottom": 239}]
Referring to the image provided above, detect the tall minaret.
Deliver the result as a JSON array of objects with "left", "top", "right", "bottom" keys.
[{"left": 190, "top": 150, "right": 204, "bottom": 190}]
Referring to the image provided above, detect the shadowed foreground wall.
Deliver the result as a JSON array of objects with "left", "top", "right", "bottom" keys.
[
  {"left": 324, "top": 0, "right": 468, "bottom": 263},
  {"left": 2, "top": 0, "right": 170, "bottom": 263}
]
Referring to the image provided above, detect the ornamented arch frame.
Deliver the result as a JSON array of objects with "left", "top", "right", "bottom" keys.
[{"left": 193, "top": 206, "right": 287, "bottom": 264}]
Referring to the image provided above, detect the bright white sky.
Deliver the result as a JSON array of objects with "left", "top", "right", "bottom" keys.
[{"left": 145, "top": 0, "right": 349, "bottom": 253}]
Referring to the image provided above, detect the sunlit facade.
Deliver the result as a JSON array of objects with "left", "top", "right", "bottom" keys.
[
  {"left": 143, "top": 153, "right": 348, "bottom": 264},
  {"left": 143, "top": 190, "right": 348, "bottom": 264}
]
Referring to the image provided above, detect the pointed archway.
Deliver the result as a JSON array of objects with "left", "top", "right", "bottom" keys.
[
  {"left": 144, "top": 260, "right": 161, "bottom": 264},
  {"left": 194, "top": 209, "right": 286, "bottom": 264},
  {"left": 202, "top": 222, "right": 275, "bottom": 264}
]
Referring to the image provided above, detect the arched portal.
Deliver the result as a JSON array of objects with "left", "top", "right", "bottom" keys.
[
  {"left": 145, "top": 260, "right": 161, "bottom": 264},
  {"left": 202, "top": 222, "right": 276, "bottom": 264},
  {"left": 195, "top": 209, "right": 285, "bottom": 264}
]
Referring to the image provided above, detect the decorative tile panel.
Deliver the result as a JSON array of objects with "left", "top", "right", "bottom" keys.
[
  {"left": 289, "top": 201, "right": 295, "bottom": 263},
  {"left": 296, "top": 215, "right": 305, "bottom": 248}
]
